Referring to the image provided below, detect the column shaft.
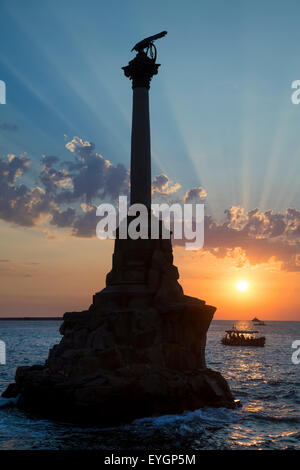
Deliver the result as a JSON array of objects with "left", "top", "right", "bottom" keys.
[{"left": 130, "top": 87, "right": 151, "bottom": 209}]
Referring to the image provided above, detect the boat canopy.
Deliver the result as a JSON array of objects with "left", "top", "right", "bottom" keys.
[{"left": 225, "top": 329, "right": 259, "bottom": 334}]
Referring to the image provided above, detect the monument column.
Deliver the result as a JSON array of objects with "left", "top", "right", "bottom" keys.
[
  {"left": 2, "top": 32, "right": 238, "bottom": 420},
  {"left": 122, "top": 52, "right": 160, "bottom": 209}
]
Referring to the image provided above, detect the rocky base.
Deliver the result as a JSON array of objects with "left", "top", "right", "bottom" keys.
[{"left": 2, "top": 297, "right": 238, "bottom": 424}]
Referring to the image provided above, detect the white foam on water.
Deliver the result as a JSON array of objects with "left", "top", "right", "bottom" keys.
[{"left": 132, "top": 406, "right": 240, "bottom": 427}]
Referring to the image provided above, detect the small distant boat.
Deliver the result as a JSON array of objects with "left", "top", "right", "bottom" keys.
[
  {"left": 221, "top": 329, "right": 265, "bottom": 347},
  {"left": 252, "top": 317, "right": 266, "bottom": 326}
]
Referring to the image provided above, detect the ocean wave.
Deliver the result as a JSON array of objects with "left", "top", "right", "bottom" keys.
[
  {"left": 232, "top": 389, "right": 248, "bottom": 396},
  {"left": 247, "top": 412, "right": 300, "bottom": 424},
  {"left": 132, "top": 407, "right": 241, "bottom": 428},
  {"left": 0, "top": 397, "right": 19, "bottom": 408},
  {"left": 1, "top": 320, "right": 299, "bottom": 450}
]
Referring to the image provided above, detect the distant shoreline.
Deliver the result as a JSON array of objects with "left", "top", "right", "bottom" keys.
[
  {"left": 0, "top": 317, "right": 298, "bottom": 322},
  {"left": 0, "top": 317, "right": 63, "bottom": 321}
]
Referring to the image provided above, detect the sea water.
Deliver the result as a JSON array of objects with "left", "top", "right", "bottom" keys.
[{"left": 0, "top": 320, "right": 299, "bottom": 450}]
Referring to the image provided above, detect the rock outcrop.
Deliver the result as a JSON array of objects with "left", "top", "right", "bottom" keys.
[
  {"left": 2, "top": 230, "right": 239, "bottom": 424},
  {"left": 2, "top": 304, "right": 236, "bottom": 423},
  {"left": 2, "top": 40, "right": 241, "bottom": 423}
]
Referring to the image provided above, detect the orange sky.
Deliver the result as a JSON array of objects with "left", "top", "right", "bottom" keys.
[
  {"left": 175, "top": 247, "right": 300, "bottom": 321},
  {"left": 1, "top": 222, "right": 299, "bottom": 320},
  {"left": 1, "top": 1, "right": 300, "bottom": 323}
]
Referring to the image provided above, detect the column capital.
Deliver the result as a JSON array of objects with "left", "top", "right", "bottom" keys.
[{"left": 122, "top": 52, "right": 160, "bottom": 89}]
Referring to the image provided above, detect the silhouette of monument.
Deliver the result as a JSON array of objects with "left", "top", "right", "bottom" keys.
[
  {"left": 2, "top": 33, "right": 238, "bottom": 423},
  {"left": 93, "top": 31, "right": 183, "bottom": 310}
]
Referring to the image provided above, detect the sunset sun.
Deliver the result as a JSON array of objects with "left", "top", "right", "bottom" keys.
[{"left": 236, "top": 280, "right": 250, "bottom": 292}]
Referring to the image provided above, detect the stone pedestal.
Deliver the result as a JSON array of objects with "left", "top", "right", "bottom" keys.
[
  {"left": 93, "top": 216, "right": 184, "bottom": 310},
  {"left": 2, "top": 299, "right": 236, "bottom": 424},
  {"left": 2, "top": 236, "right": 239, "bottom": 423}
]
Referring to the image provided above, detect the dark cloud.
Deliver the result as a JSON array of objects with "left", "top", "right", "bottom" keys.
[
  {"left": 50, "top": 208, "right": 76, "bottom": 228},
  {"left": 202, "top": 207, "right": 300, "bottom": 271},
  {"left": 152, "top": 173, "right": 181, "bottom": 198},
  {"left": 184, "top": 187, "right": 207, "bottom": 203},
  {"left": 71, "top": 204, "right": 98, "bottom": 238},
  {"left": 286, "top": 208, "right": 300, "bottom": 237},
  {"left": 40, "top": 155, "right": 72, "bottom": 194},
  {"left": 0, "top": 122, "right": 19, "bottom": 132},
  {"left": 0, "top": 153, "right": 30, "bottom": 183},
  {"left": 63, "top": 137, "right": 129, "bottom": 202},
  {"left": 42, "top": 156, "right": 60, "bottom": 168},
  {"left": 170, "top": 205, "right": 300, "bottom": 271},
  {"left": 152, "top": 174, "right": 169, "bottom": 192},
  {"left": 0, "top": 154, "right": 53, "bottom": 227},
  {"left": 0, "top": 137, "right": 129, "bottom": 230}
]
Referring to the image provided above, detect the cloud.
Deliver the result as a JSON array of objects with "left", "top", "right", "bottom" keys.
[
  {"left": 152, "top": 174, "right": 181, "bottom": 198},
  {"left": 49, "top": 204, "right": 97, "bottom": 238},
  {"left": 50, "top": 207, "right": 76, "bottom": 228},
  {"left": 201, "top": 207, "right": 300, "bottom": 271},
  {"left": 223, "top": 206, "right": 286, "bottom": 237},
  {"left": 0, "top": 137, "right": 129, "bottom": 230},
  {"left": 184, "top": 187, "right": 207, "bottom": 203},
  {"left": 71, "top": 204, "right": 98, "bottom": 238},
  {"left": 62, "top": 137, "right": 129, "bottom": 202},
  {"left": 0, "top": 139, "right": 299, "bottom": 271},
  {"left": 0, "top": 153, "right": 30, "bottom": 183},
  {"left": 286, "top": 208, "right": 300, "bottom": 237},
  {"left": 0, "top": 154, "right": 54, "bottom": 227},
  {"left": 40, "top": 155, "right": 73, "bottom": 193}
]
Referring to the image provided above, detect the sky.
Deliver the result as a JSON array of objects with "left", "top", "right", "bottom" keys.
[{"left": 0, "top": 0, "right": 299, "bottom": 319}]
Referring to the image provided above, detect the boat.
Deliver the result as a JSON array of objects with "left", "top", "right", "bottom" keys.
[
  {"left": 221, "top": 329, "right": 265, "bottom": 347},
  {"left": 252, "top": 317, "right": 266, "bottom": 326}
]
